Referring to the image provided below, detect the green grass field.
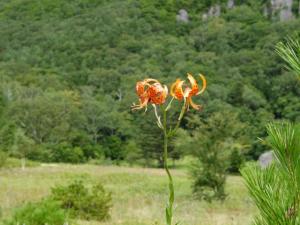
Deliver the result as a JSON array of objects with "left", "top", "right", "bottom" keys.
[{"left": 0, "top": 164, "right": 256, "bottom": 225}]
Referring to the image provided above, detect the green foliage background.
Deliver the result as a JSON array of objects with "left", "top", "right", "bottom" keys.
[{"left": 0, "top": 0, "right": 299, "bottom": 165}]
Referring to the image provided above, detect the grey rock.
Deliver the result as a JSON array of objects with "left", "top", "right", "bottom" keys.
[
  {"left": 270, "top": 0, "right": 294, "bottom": 21},
  {"left": 202, "top": 4, "right": 221, "bottom": 21},
  {"left": 258, "top": 151, "right": 274, "bottom": 169},
  {"left": 208, "top": 4, "right": 221, "bottom": 17},
  {"left": 176, "top": 9, "right": 189, "bottom": 23},
  {"left": 227, "top": 0, "right": 235, "bottom": 9}
]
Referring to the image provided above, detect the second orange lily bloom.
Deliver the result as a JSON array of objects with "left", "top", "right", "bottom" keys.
[
  {"left": 132, "top": 73, "right": 206, "bottom": 111},
  {"left": 170, "top": 73, "right": 206, "bottom": 110}
]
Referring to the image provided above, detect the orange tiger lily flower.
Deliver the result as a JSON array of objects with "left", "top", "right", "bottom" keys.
[
  {"left": 170, "top": 73, "right": 206, "bottom": 110},
  {"left": 132, "top": 78, "right": 168, "bottom": 110}
]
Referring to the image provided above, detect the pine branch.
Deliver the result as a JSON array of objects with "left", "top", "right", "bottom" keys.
[{"left": 276, "top": 38, "right": 300, "bottom": 78}]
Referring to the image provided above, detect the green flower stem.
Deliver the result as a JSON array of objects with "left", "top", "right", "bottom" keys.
[
  {"left": 159, "top": 102, "right": 186, "bottom": 225},
  {"left": 162, "top": 108, "right": 174, "bottom": 225},
  {"left": 168, "top": 100, "right": 186, "bottom": 138},
  {"left": 165, "top": 97, "right": 174, "bottom": 112}
]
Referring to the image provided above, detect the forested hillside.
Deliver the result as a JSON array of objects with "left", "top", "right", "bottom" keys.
[{"left": 0, "top": 0, "right": 299, "bottom": 166}]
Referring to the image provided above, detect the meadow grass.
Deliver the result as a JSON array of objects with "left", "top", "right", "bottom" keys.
[{"left": 0, "top": 164, "right": 255, "bottom": 225}]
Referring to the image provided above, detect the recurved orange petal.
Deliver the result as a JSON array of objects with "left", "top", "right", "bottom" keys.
[
  {"left": 131, "top": 94, "right": 149, "bottom": 110},
  {"left": 188, "top": 97, "right": 202, "bottom": 111},
  {"left": 197, "top": 74, "right": 207, "bottom": 95},
  {"left": 144, "top": 78, "right": 159, "bottom": 84},
  {"left": 170, "top": 79, "right": 184, "bottom": 100},
  {"left": 187, "top": 73, "right": 199, "bottom": 97},
  {"left": 136, "top": 81, "right": 145, "bottom": 97}
]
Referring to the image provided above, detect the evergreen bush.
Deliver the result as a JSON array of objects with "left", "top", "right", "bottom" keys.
[
  {"left": 191, "top": 155, "right": 227, "bottom": 202},
  {"left": 227, "top": 149, "right": 244, "bottom": 173},
  {"left": 241, "top": 123, "right": 300, "bottom": 224},
  {"left": 3, "top": 199, "right": 69, "bottom": 225},
  {"left": 50, "top": 180, "right": 112, "bottom": 221}
]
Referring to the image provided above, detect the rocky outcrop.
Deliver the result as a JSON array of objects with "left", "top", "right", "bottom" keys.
[
  {"left": 209, "top": 4, "right": 221, "bottom": 17},
  {"left": 176, "top": 9, "right": 189, "bottom": 23},
  {"left": 202, "top": 4, "right": 221, "bottom": 21},
  {"left": 270, "top": 0, "right": 294, "bottom": 21},
  {"left": 200, "top": 0, "right": 296, "bottom": 22},
  {"left": 227, "top": 0, "right": 235, "bottom": 9}
]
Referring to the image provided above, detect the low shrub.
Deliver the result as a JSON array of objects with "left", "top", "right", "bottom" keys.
[
  {"left": 227, "top": 149, "right": 244, "bottom": 173},
  {"left": 50, "top": 180, "right": 112, "bottom": 221},
  {"left": 3, "top": 199, "right": 69, "bottom": 225},
  {"left": 191, "top": 157, "right": 227, "bottom": 202}
]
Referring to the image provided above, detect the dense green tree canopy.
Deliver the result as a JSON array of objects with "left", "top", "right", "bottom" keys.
[{"left": 0, "top": 0, "right": 299, "bottom": 165}]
